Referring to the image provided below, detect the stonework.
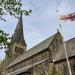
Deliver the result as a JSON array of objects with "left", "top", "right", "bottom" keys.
[{"left": 0, "top": 15, "right": 75, "bottom": 75}]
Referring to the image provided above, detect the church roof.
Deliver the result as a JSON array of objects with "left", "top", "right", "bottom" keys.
[
  {"left": 7, "top": 58, "right": 49, "bottom": 75},
  {"left": 54, "top": 37, "right": 75, "bottom": 62},
  {"left": 7, "top": 31, "right": 75, "bottom": 68},
  {"left": 7, "top": 32, "right": 59, "bottom": 68}
]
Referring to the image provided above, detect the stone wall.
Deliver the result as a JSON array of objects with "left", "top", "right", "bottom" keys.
[
  {"left": 6, "top": 49, "right": 51, "bottom": 74},
  {"left": 6, "top": 35, "right": 75, "bottom": 75},
  {"left": 55, "top": 57, "right": 75, "bottom": 75}
]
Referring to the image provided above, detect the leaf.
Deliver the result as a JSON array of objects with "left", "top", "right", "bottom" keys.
[{"left": 29, "top": 9, "right": 32, "bottom": 13}]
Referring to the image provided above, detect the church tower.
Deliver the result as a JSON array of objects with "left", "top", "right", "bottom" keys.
[{"left": 5, "top": 14, "right": 27, "bottom": 65}]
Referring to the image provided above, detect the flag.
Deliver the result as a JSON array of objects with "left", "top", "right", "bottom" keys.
[{"left": 60, "top": 12, "right": 75, "bottom": 21}]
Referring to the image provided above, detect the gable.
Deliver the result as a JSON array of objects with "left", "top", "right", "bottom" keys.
[
  {"left": 48, "top": 32, "right": 63, "bottom": 61},
  {"left": 54, "top": 37, "right": 75, "bottom": 62},
  {"left": 7, "top": 32, "right": 59, "bottom": 68}
]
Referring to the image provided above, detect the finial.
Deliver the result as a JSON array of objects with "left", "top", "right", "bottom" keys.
[{"left": 57, "top": 28, "right": 60, "bottom": 32}]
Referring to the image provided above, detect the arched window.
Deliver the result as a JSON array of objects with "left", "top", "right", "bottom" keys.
[
  {"left": 15, "top": 46, "right": 20, "bottom": 53},
  {"left": 15, "top": 46, "right": 24, "bottom": 54},
  {"left": 15, "top": 46, "right": 18, "bottom": 52},
  {"left": 18, "top": 47, "right": 20, "bottom": 53}
]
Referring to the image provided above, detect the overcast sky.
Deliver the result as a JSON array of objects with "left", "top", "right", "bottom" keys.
[{"left": 0, "top": 0, "right": 75, "bottom": 60}]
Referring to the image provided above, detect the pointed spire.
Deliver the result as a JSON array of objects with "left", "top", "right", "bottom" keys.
[{"left": 11, "top": 14, "right": 26, "bottom": 46}]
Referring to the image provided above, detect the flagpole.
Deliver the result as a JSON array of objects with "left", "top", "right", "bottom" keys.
[{"left": 56, "top": 9, "right": 72, "bottom": 75}]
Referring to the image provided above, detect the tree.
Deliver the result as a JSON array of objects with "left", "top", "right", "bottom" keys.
[
  {"left": 0, "top": 0, "right": 32, "bottom": 21},
  {"left": 0, "top": 30, "right": 9, "bottom": 49},
  {"left": 0, "top": 0, "right": 32, "bottom": 49}
]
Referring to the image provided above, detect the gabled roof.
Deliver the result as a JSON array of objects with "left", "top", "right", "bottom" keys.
[
  {"left": 7, "top": 32, "right": 60, "bottom": 68},
  {"left": 7, "top": 30, "right": 75, "bottom": 68},
  {"left": 7, "top": 58, "right": 49, "bottom": 75},
  {"left": 54, "top": 37, "right": 75, "bottom": 62}
]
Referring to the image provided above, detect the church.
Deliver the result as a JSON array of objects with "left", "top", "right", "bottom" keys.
[{"left": 2, "top": 14, "right": 75, "bottom": 75}]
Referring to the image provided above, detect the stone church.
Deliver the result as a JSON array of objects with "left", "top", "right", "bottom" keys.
[{"left": 1, "top": 14, "right": 75, "bottom": 75}]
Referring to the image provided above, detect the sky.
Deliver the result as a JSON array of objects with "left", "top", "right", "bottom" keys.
[{"left": 0, "top": 0, "right": 75, "bottom": 60}]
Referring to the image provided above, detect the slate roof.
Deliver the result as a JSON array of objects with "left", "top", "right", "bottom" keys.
[
  {"left": 7, "top": 32, "right": 59, "bottom": 68},
  {"left": 7, "top": 31, "right": 75, "bottom": 69},
  {"left": 54, "top": 37, "right": 75, "bottom": 62},
  {"left": 7, "top": 58, "right": 49, "bottom": 75}
]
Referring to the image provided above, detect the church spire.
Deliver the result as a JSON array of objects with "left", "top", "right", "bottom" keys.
[
  {"left": 11, "top": 14, "right": 26, "bottom": 46},
  {"left": 5, "top": 14, "right": 27, "bottom": 66}
]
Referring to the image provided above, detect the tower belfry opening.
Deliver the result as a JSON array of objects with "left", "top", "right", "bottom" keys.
[{"left": 5, "top": 14, "right": 27, "bottom": 65}]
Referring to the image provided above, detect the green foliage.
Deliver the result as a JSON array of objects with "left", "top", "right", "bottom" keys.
[
  {"left": 0, "top": 0, "right": 32, "bottom": 21},
  {"left": 0, "top": 0, "right": 32, "bottom": 49},
  {"left": 0, "top": 30, "right": 10, "bottom": 49}
]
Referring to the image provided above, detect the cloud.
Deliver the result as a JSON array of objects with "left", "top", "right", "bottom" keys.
[
  {"left": 0, "top": 0, "right": 75, "bottom": 59},
  {"left": 58, "top": 0, "right": 75, "bottom": 15}
]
